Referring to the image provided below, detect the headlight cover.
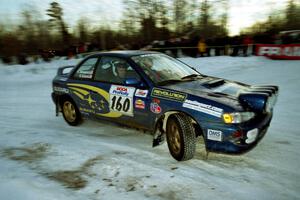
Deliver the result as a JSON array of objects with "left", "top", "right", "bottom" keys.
[
  {"left": 265, "top": 94, "right": 277, "bottom": 113},
  {"left": 223, "top": 112, "right": 255, "bottom": 124}
]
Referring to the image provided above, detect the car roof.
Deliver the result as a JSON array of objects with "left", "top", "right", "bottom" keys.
[{"left": 86, "top": 50, "right": 161, "bottom": 59}]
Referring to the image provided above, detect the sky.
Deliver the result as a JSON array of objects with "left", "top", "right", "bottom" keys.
[
  {"left": 228, "top": 0, "right": 289, "bottom": 35},
  {"left": 0, "top": 0, "right": 290, "bottom": 36}
]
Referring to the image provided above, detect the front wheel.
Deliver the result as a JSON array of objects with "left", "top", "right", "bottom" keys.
[
  {"left": 61, "top": 98, "right": 82, "bottom": 126},
  {"left": 166, "top": 113, "right": 196, "bottom": 161}
]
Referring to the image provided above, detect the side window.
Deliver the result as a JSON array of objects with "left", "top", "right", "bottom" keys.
[
  {"left": 73, "top": 57, "right": 98, "bottom": 79},
  {"left": 94, "top": 56, "right": 140, "bottom": 84}
]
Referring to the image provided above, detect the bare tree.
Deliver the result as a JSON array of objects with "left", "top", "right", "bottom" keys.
[
  {"left": 76, "top": 17, "right": 90, "bottom": 43},
  {"left": 219, "top": 0, "right": 229, "bottom": 36},
  {"left": 122, "top": 0, "right": 170, "bottom": 43},
  {"left": 18, "top": 9, "right": 38, "bottom": 54},
  {"left": 173, "top": 0, "right": 188, "bottom": 35},
  {"left": 286, "top": 0, "right": 300, "bottom": 30},
  {"left": 199, "top": 0, "right": 211, "bottom": 35}
]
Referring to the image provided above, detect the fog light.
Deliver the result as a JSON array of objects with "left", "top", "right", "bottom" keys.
[
  {"left": 223, "top": 113, "right": 233, "bottom": 123},
  {"left": 246, "top": 128, "right": 258, "bottom": 144}
]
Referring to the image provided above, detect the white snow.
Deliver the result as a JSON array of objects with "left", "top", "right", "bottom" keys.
[{"left": 0, "top": 56, "right": 299, "bottom": 200}]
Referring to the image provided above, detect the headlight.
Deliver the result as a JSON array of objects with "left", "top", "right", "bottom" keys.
[{"left": 223, "top": 112, "right": 255, "bottom": 124}]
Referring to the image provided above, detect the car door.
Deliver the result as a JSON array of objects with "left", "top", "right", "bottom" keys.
[{"left": 91, "top": 56, "right": 154, "bottom": 130}]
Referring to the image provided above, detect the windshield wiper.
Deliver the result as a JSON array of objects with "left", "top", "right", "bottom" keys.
[
  {"left": 156, "top": 79, "right": 183, "bottom": 86},
  {"left": 181, "top": 74, "right": 202, "bottom": 80}
]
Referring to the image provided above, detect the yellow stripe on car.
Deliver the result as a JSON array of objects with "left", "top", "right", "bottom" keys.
[{"left": 67, "top": 83, "right": 122, "bottom": 118}]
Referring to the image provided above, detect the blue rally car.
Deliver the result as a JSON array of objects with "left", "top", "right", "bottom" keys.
[{"left": 52, "top": 51, "right": 278, "bottom": 161}]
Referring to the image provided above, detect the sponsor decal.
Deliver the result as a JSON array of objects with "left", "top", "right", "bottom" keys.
[
  {"left": 135, "top": 89, "right": 148, "bottom": 98},
  {"left": 246, "top": 128, "right": 258, "bottom": 144},
  {"left": 207, "top": 129, "right": 222, "bottom": 141},
  {"left": 183, "top": 99, "right": 223, "bottom": 118},
  {"left": 151, "top": 88, "right": 187, "bottom": 102},
  {"left": 67, "top": 83, "right": 121, "bottom": 118},
  {"left": 109, "top": 85, "right": 135, "bottom": 116},
  {"left": 135, "top": 99, "right": 145, "bottom": 109},
  {"left": 258, "top": 46, "right": 300, "bottom": 56},
  {"left": 53, "top": 86, "right": 69, "bottom": 93},
  {"left": 110, "top": 85, "right": 135, "bottom": 97},
  {"left": 68, "top": 87, "right": 108, "bottom": 112},
  {"left": 150, "top": 102, "right": 161, "bottom": 114},
  {"left": 256, "top": 44, "right": 300, "bottom": 59},
  {"left": 79, "top": 74, "right": 92, "bottom": 79}
]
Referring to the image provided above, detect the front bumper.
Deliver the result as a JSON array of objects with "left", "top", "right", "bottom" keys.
[
  {"left": 51, "top": 92, "right": 57, "bottom": 104},
  {"left": 203, "top": 113, "right": 273, "bottom": 154}
]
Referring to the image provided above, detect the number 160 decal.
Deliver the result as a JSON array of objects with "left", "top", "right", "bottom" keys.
[
  {"left": 109, "top": 85, "right": 135, "bottom": 116},
  {"left": 111, "top": 96, "right": 130, "bottom": 112}
]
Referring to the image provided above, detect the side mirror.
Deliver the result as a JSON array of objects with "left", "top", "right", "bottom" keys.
[{"left": 57, "top": 65, "right": 75, "bottom": 75}]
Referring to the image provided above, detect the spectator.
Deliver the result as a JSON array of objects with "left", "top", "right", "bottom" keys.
[{"left": 197, "top": 38, "right": 206, "bottom": 57}]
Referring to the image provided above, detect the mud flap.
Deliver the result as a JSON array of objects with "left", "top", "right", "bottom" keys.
[{"left": 152, "top": 130, "right": 165, "bottom": 147}]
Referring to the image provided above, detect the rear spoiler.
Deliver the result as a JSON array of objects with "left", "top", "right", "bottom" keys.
[{"left": 57, "top": 65, "right": 75, "bottom": 76}]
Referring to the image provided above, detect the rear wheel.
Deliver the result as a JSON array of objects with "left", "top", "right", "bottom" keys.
[
  {"left": 61, "top": 98, "right": 82, "bottom": 126},
  {"left": 166, "top": 113, "right": 196, "bottom": 161}
]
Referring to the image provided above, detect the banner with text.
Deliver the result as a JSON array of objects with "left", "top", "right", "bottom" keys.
[{"left": 256, "top": 44, "right": 300, "bottom": 60}]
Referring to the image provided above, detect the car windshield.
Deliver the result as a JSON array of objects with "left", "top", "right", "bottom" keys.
[{"left": 131, "top": 54, "right": 202, "bottom": 85}]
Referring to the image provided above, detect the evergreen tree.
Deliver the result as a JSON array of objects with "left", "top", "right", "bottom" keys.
[
  {"left": 76, "top": 17, "right": 89, "bottom": 43},
  {"left": 47, "top": 2, "right": 70, "bottom": 47}
]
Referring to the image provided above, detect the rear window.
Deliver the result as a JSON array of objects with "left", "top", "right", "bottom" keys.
[{"left": 73, "top": 57, "right": 98, "bottom": 79}]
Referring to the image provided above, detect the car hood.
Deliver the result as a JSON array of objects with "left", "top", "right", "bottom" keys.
[{"left": 161, "top": 76, "right": 278, "bottom": 113}]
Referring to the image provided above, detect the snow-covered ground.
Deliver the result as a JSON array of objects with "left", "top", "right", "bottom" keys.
[{"left": 0, "top": 56, "right": 299, "bottom": 200}]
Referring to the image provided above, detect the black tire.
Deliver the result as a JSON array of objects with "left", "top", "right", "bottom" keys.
[
  {"left": 166, "top": 113, "right": 196, "bottom": 161},
  {"left": 61, "top": 97, "right": 82, "bottom": 126}
]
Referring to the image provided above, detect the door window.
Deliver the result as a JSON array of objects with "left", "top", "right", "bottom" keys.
[{"left": 94, "top": 56, "right": 140, "bottom": 84}]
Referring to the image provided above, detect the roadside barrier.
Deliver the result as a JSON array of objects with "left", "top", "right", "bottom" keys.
[{"left": 149, "top": 44, "right": 255, "bottom": 57}]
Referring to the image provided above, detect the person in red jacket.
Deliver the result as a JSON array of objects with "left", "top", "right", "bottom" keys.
[{"left": 242, "top": 35, "right": 253, "bottom": 56}]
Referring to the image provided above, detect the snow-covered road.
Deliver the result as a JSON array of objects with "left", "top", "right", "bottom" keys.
[{"left": 0, "top": 56, "right": 299, "bottom": 200}]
